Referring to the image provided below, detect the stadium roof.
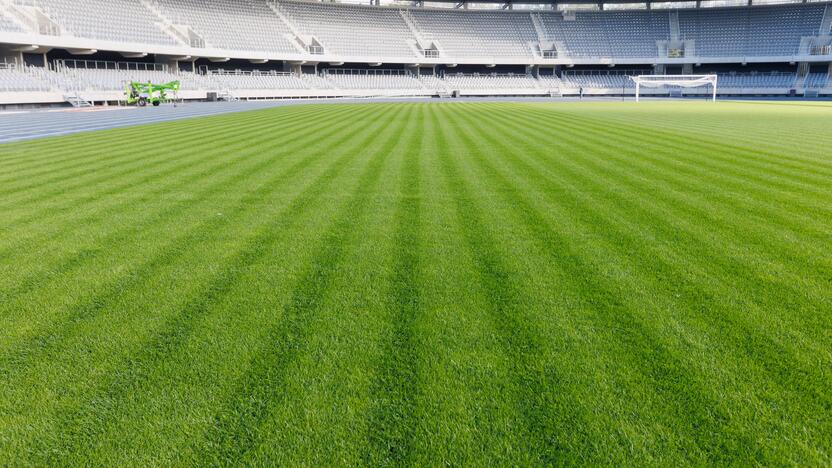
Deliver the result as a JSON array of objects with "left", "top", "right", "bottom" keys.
[
  {"left": 352, "top": 0, "right": 832, "bottom": 8},
  {"left": 341, "top": 0, "right": 823, "bottom": 9},
  {"left": 415, "top": 0, "right": 699, "bottom": 3}
]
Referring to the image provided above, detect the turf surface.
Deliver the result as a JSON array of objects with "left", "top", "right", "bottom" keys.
[{"left": 1, "top": 101, "right": 830, "bottom": 464}]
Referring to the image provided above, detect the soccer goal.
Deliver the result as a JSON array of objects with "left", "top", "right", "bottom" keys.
[{"left": 631, "top": 75, "right": 718, "bottom": 102}]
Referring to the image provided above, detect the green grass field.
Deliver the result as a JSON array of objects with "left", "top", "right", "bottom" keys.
[{"left": 1, "top": 101, "right": 830, "bottom": 465}]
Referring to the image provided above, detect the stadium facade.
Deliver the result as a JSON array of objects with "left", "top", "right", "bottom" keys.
[{"left": 0, "top": 0, "right": 830, "bottom": 106}]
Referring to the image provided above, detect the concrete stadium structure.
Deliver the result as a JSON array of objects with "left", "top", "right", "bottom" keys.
[{"left": 0, "top": 0, "right": 830, "bottom": 106}]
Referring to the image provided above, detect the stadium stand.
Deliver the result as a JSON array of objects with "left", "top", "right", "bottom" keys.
[
  {"left": 409, "top": 10, "right": 538, "bottom": 60},
  {"left": 536, "top": 74, "right": 563, "bottom": 88},
  {"left": 0, "top": 64, "right": 50, "bottom": 92},
  {"left": 0, "top": 13, "right": 24, "bottom": 33},
  {"left": 300, "top": 73, "right": 337, "bottom": 90},
  {"left": 150, "top": 0, "right": 298, "bottom": 52},
  {"left": 53, "top": 60, "right": 184, "bottom": 90},
  {"left": 561, "top": 72, "right": 637, "bottom": 89},
  {"left": 208, "top": 69, "right": 309, "bottom": 90},
  {"left": 281, "top": 2, "right": 417, "bottom": 58},
  {"left": 0, "top": 0, "right": 829, "bottom": 105},
  {"left": 805, "top": 72, "right": 829, "bottom": 88},
  {"left": 443, "top": 73, "right": 541, "bottom": 94},
  {"left": 716, "top": 72, "right": 797, "bottom": 89},
  {"left": 16, "top": 0, "right": 179, "bottom": 45},
  {"left": 678, "top": 4, "right": 827, "bottom": 57},
  {"left": 323, "top": 69, "right": 425, "bottom": 91},
  {"left": 538, "top": 10, "right": 671, "bottom": 58},
  {"left": 417, "top": 74, "right": 451, "bottom": 94}
]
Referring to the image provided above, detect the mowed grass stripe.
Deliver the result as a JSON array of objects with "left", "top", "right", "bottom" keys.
[
  {"left": 591, "top": 103, "right": 832, "bottom": 165},
  {"left": 514, "top": 117, "right": 832, "bottom": 429},
  {"left": 446, "top": 103, "right": 762, "bottom": 462},
  {"left": 480, "top": 103, "right": 829, "bottom": 380},
  {"left": 0, "top": 103, "right": 392, "bottom": 365},
  {"left": 67, "top": 104, "right": 406, "bottom": 462},
  {"left": 0, "top": 105, "right": 362, "bottom": 297},
  {"left": 554, "top": 102, "right": 832, "bottom": 164},
  {"left": 550, "top": 118, "right": 832, "bottom": 240},
  {"left": 225, "top": 105, "right": 422, "bottom": 464},
  {"left": 488, "top": 104, "right": 832, "bottom": 333},
  {"left": 518, "top": 105, "right": 832, "bottom": 221},
  {"left": 448, "top": 103, "right": 739, "bottom": 462},
  {"left": 0, "top": 105, "right": 348, "bottom": 303},
  {"left": 546, "top": 106, "right": 832, "bottom": 203},
  {"left": 490, "top": 103, "right": 831, "bottom": 287},
  {"left": 390, "top": 106, "right": 522, "bottom": 464},
  {"left": 0, "top": 106, "right": 327, "bottom": 213},
  {"left": 0, "top": 107, "right": 345, "bottom": 279},
  {"left": 0, "top": 105, "right": 381, "bottom": 352},
  {"left": 0, "top": 109, "right": 346, "bottom": 294},
  {"left": 0, "top": 108, "right": 295, "bottom": 198},
  {"left": 362, "top": 105, "right": 426, "bottom": 465},
  {"left": 496, "top": 104, "right": 832, "bottom": 294},
  {"left": 0, "top": 118, "right": 211, "bottom": 169},
  {"left": 189, "top": 106, "right": 414, "bottom": 465},
  {"left": 430, "top": 105, "right": 556, "bottom": 463},
  {"left": 1, "top": 101, "right": 830, "bottom": 465},
  {"left": 445, "top": 104, "right": 669, "bottom": 460},
  {"left": 0, "top": 107, "right": 253, "bottom": 166},
  {"left": 517, "top": 103, "right": 832, "bottom": 194},
  {"left": 452, "top": 103, "right": 829, "bottom": 462},
  {"left": 0, "top": 105, "right": 339, "bottom": 232},
  {"left": 0, "top": 105, "right": 304, "bottom": 175},
  {"left": 1, "top": 104, "right": 403, "bottom": 464},
  {"left": 0, "top": 107, "right": 347, "bottom": 221}
]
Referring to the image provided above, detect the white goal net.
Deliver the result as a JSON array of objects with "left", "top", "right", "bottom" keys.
[{"left": 631, "top": 75, "right": 718, "bottom": 102}]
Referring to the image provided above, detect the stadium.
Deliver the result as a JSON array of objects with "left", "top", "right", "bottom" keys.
[{"left": 0, "top": 0, "right": 831, "bottom": 465}]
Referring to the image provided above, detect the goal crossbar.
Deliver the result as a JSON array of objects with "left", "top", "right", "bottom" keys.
[{"left": 631, "top": 74, "right": 718, "bottom": 102}]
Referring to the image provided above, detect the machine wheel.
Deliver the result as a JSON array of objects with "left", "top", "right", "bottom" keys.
[
  {"left": 138, "top": 97, "right": 147, "bottom": 107},
  {"left": 152, "top": 100, "right": 160, "bottom": 107}
]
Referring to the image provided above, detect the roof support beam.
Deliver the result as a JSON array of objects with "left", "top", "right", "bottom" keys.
[
  {"left": 66, "top": 48, "right": 97, "bottom": 55},
  {"left": 120, "top": 52, "right": 148, "bottom": 58},
  {"left": 9, "top": 44, "right": 39, "bottom": 52}
]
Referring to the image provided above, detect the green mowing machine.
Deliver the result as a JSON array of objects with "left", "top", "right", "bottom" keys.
[{"left": 124, "top": 80, "right": 180, "bottom": 107}]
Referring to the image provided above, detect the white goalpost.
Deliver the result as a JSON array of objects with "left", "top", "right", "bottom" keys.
[{"left": 631, "top": 75, "right": 718, "bottom": 102}]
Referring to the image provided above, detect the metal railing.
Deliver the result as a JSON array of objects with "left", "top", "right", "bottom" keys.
[
  {"left": 562, "top": 69, "right": 650, "bottom": 77},
  {"left": 443, "top": 72, "right": 534, "bottom": 78},
  {"left": 38, "top": 23, "right": 60, "bottom": 36},
  {"left": 810, "top": 45, "right": 831, "bottom": 56},
  {"left": 207, "top": 69, "right": 293, "bottom": 77},
  {"left": 54, "top": 59, "right": 168, "bottom": 72},
  {"left": 324, "top": 68, "right": 414, "bottom": 76}
]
